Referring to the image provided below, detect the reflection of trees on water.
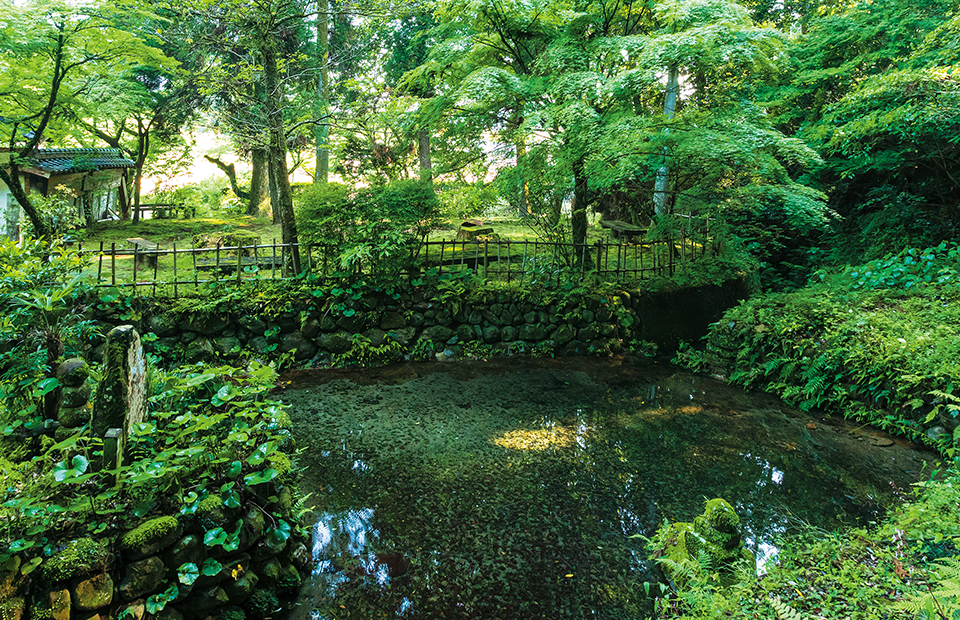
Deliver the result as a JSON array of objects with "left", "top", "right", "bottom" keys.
[{"left": 289, "top": 364, "right": 927, "bottom": 619}]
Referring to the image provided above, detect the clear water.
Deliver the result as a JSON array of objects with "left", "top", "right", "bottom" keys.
[{"left": 279, "top": 358, "right": 937, "bottom": 619}]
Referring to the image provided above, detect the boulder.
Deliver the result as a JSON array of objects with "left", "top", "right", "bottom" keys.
[
  {"left": 119, "top": 556, "right": 166, "bottom": 601},
  {"left": 380, "top": 311, "right": 406, "bottom": 330},
  {"left": 318, "top": 331, "right": 352, "bottom": 355},
  {"left": 56, "top": 358, "right": 90, "bottom": 387},
  {"left": 422, "top": 325, "right": 453, "bottom": 342},
  {"left": 119, "top": 517, "right": 180, "bottom": 561},
  {"left": 43, "top": 539, "right": 110, "bottom": 584},
  {"left": 482, "top": 325, "right": 501, "bottom": 343},
  {"left": 223, "top": 571, "right": 259, "bottom": 605},
  {"left": 72, "top": 573, "right": 113, "bottom": 611},
  {"left": 186, "top": 585, "right": 229, "bottom": 616}
]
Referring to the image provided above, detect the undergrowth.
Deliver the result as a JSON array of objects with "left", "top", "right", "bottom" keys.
[
  {"left": 687, "top": 242, "right": 960, "bottom": 453},
  {"left": 650, "top": 472, "right": 960, "bottom": 619}
]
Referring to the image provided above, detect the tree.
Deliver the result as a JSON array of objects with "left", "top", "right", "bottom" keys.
[
  {"left": 767, "top": 0, "right": 960, "bottom": 258},
  {"left": 78, "top": 65, "right": 200, "bottom": 221},
  {"left": 172, "top": 0, "right": 317, "bottom": 272},
  {"left": 0, "top": 0, "right": 174, "bottom": 237}
]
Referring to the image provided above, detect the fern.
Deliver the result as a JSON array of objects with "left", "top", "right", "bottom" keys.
[
  {"left": 896, "top": 556, "right": 960, "bottom": 618},
  {"left": 770, "top": 597, "right": 805, "bottom": 620}
]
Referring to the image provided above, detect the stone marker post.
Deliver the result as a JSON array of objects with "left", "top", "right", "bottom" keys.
[{"left": 91, "top": 325, "right": 146, "bottom": 475}]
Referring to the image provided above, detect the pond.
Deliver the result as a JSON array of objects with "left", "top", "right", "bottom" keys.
[{"left": 278, "top": 358, "right": 937, "bottom": 619}]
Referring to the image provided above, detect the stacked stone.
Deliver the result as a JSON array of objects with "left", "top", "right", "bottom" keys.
[
  {"left": 6, "top": 502, "right": 309, "bottom": 620},
  {"left": 54, "top": 358, "right": 93, "bottom": 442}
]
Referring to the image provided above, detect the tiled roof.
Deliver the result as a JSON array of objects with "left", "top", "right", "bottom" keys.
[{"left": 30, "top": 148, "right": 135, "bottom": 173}]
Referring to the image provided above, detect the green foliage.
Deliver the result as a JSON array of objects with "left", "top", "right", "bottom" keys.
[
  {"left": 693, "top": 246, "right": 960, "bottom": 450},
  {"left": 0, "top": 241, "right": 93, "bottom": 434},
  {"left": 647, "top": 472, "right": 960, "bottom": 619},
  {"left": 0, "top": 359, "right": 298, "bottom": 569},
  {"left": 296, "top": 179, "right": 440, "bottom": 280},
  {"left": 20, "top": 185, "right": 84, "bottom": 241},
  {"left": 896, "top": 556, "right": 960, "bottom": 619}
]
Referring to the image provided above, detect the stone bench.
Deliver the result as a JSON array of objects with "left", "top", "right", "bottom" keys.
[
  {"left": 456, "top": 225, "right": 495, "bottom": 241},
  {"left": 600, "top": 220, "right": 646, "bottom": 241},
  {"left": 126, "top": 237, "right": 160, "bottom": 268}
]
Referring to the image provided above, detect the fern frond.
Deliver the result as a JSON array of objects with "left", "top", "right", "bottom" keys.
[
  {"left": 895, "top": 556, "right": 960, "bottom": 618},
  {"left": 770, "top": 597, "right": 805, "bottom": 620}
]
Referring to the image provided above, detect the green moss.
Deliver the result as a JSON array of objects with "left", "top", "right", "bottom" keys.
[
  {"left": 702, "top": 498, "right": 740, "bottom": 532},
  {"left": 277, "top": 564, "right": 301, "bottom": 593},
  {"left": 650, "top": 498, "right": 753, "bottom": 588},
  {"left": 248, "top": 589, "right": 279, "bottom": 619},
  {"left": 42, "top": 538, "right": 109, "bottom": 583},
  {"left": 267, "top": 453, "right": 291, "bottom": 477},
  {"left": 119, "top": 516, "right": 178, "bottom": 552}
]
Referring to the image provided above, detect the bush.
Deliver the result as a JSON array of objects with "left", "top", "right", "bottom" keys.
[{"left": 296, "top": 180, "right": 440, "bottom": 279}]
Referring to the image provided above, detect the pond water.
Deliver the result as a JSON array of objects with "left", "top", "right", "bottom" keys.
[{"left": 279, "top": 358, "right": 937, "bottom": 620}]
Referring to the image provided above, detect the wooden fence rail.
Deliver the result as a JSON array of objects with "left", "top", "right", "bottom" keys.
[{"left": 63, "top": 225, "right": 718, "bottom": 296}]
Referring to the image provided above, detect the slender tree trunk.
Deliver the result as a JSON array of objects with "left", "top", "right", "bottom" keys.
[
  {"left": 572, "top": 157, "right": 589, "bottom": 267},
  {"left": 249, "top": 149, "right": 269, "bottom": 216},
  {"left": 263, "top": 44, "right": 301, "bottom": 274},
  {"left": 118, "top": 169, "right": 131, "bottom": 220},
  {"left": 205, "top": 155, "right": 251, "bottom": 201},
  {"left": 268, "top": 163, "right": 280, "bottom": 224},
  {"left": 417, "top": 127, "right": 433, "bottom": 186},
  {"left": 0, "top": 166, "right": 48, "bottom": 238},
  {"left": 653, "top": 65, "right": 679, "bottom": 215},
  {"left": 314, "top": 0, "right": 330, "bottom": 184}
]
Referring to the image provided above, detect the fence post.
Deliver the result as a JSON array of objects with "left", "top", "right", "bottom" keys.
[
  {"left": 111, "top": 243, "right": 116, "bottom": 287},
  {"left": 439, "top": 240, "right": 445, "bottom": 277},
  {"left": 483, "top": 240, "right": 489, "bottom": 281},
  {"left": 173, "top": 242, "right": 178, "bottom": 298},
  {"left": 153, "top": 244, "right": 159, "bottom": 296},
  {"left": 97, "top": 241, "right": 104, "bottom": 284},
  {"left": 595, "top": 240, "right": 602, "bottom": 275},
  {"left": 271, "top": 239, "right": 277, "bottom": 280},
  {"left": 132, "top": 244, "right": 139, "bottom": 293},
  {"left": 237, "top": 244, "right": 243, "bottom": 284}
]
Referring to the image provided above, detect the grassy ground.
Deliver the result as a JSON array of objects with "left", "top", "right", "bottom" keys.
[{"left": 68, "top": 212, "right": 711, "bottom": 291}]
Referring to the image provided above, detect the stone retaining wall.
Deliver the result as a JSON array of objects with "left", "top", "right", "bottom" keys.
[
  {"left": 95, "top": 277, "right": 751, "bottom": 366},
  {"left": 1, "top": 499, "right": 308, "bottom": 620}
]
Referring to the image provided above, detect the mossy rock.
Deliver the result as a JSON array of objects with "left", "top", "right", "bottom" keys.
[
  {"left": 651, "top": 498, "right": 754, "bottom": 588},
  {"left": 119, "top": 516, "right": 180, "bottom": 561},
  {"left": 72, "top": 572, "right": 114, "bottom": 611},
  {"left": 42, "top": 539, "right": 110, "bottom": 584},
  {"left": 0, "top": 597, "right": 25, "bottom": 620}
]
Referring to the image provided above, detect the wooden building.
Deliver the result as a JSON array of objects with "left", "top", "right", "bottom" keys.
[{"left": 0, "top": 148, "right": 135, "bottom": 240}]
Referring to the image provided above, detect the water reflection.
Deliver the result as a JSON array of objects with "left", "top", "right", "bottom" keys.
[{"left": 282, "top": 359, "right": 937, "bottom": 619}]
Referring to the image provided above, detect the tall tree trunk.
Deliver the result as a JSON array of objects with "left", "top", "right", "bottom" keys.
[
  {"left": 653, "top": 65, "right": 679, "bottom": 215},
  {"left": 417, "top": 127, "right": 433, "bottom": 187},
  {"left": 314, "top": 0, "right": 330, "bottom": 184},
  {"left": 268, "top": 162, "right": 280, "bottom": 225},
  {"left": 572, "top": 157, "right": 589, "bottom": 267},
  {"left": 263, "top": 44, "right": 301, "bottom": 275},
  {"left": 249, "top": 148, "right": 269, "bottom": 216}
]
